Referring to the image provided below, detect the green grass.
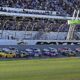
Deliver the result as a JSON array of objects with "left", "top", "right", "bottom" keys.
[{"left": 0, "top": 58, "right": 80, "bottom": 80}]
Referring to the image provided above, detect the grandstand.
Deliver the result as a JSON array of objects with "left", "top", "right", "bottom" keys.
[{"left": 0, "top": 0, "right": 80, "bottom": 45}]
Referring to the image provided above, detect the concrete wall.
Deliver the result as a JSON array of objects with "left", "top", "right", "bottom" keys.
[
  {"left": 0, "top": 30, "right": 68, "bottom": 40},
  {"left": 0, "top": 30, "right": 80, "bottom": 45}
]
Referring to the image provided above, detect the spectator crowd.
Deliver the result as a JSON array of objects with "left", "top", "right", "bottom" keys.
[{"left": 0, "top": 0, "right": 80, "bottom": 32}]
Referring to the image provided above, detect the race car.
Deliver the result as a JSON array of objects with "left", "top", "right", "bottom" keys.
[
  {"left": 58, "top": 47, "right": 76, "bottom": 57},
  {"left": 49, "top": 47, "right": 58, "bottom": 57},
  {"left": 0, "top": 50, "right": 6, "bottom": 58},
  {"left": 42, "top": 48, "right": 50, "bottom": 56},
  {"left": 25, "top": 48, "right": 34, "bottom": 57},
  {"left": 5, "top": 52, "right": 16, "bottom": 58},
  {"left": 62, "top": 50, "right": 76, "bottom": 57},
  {"left": 75, "top": 48, "right": 80, "bottom": 53},
  {"left": 19, "top": 51, "right": 29, "bottom": 58},
  {"left": 58, "top": 47, "right": 69, "bottom": 53},
  {"left": 0, "top": 51, "right": 16, "bottom": 58},
  {"left": 1, "top": 48, "right": 16, "bottom": 58},
  {"left": 33, "top": 48, "right": 42, "bottom": 57}
]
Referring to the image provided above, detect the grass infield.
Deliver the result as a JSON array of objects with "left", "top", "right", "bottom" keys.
[{"left": 0, "top": 57, "right": 80, "bottom": 80}]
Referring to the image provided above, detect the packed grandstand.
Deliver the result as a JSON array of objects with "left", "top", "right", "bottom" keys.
[
  {"left": 0, "top": 0, "right": 80, "bottom": 31},
  {"left": 0, "top": 0, "right": 80, "bottom": 44}
]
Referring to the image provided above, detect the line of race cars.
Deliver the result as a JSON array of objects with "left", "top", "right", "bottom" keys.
[{"left": 0, "top": 47, "right": 80, "bottom": 58}]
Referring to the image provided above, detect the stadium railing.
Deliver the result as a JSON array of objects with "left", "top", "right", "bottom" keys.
[
  {"left": 0, "top": 11, "right": 80, "bottom": 20},
  {"left": 0, "top": 7, "right": 56, "bottom": 15},
  {"left": 0, "top": 7, "right": 80, "bottom": 20}
]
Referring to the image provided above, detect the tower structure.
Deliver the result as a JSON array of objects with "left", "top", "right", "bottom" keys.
[{"left": 67, "top": 10, "right": 80, "bottom": 40}]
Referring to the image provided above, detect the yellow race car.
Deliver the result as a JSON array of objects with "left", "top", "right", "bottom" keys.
[
  {"left": 0, "top": 52, "right": 6, "bottom": 58},
  {"left": 5, "top": 52, "right": 16, "bottom": 58},
  {"left": 1, "top": 48, "right": 17, "bottom": 58},
  {"left": 0, "top": 51, "right": 16, "bottom": 58}
]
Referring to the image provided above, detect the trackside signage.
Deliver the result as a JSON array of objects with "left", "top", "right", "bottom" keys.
[{"left": 68, "top": 20, "right": 80, "bottom": 25}]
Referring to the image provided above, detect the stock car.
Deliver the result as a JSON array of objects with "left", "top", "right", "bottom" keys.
[
  {"left": 58, "top": 47, "right": 76, "bottom": 57},
  {"left": 42, "top": 48, "right": 50, "bottom": 56},
  {"left": 58, "top": 47, "right": 69, "bottom": 53},
  {"left": 2, "top": 48, "right": 16, "bottom": 58},
  {"left": 5, "top": 52, "right": 16, "bottom": 58},
  {"left": 42, "top": 48, "right": 59, "bottom": 57},
  {"left": 8, "top": 47, "right": 29, "bottom": 58},
  {"left": 75, "top": 48, "right": 80, "bottom": 53},
  {"left": 62, "top": 50, "right": 76, "bottom": 57},
  {"left": 25, "top": 48, "right": 34, "bottom": 57},
  {"left": 9, "top": 47, "right": 18, "bottom": 53},
  {"left": 0, "top": 48, "right": 6, "bottom": 58},
  {"left": 49, "top": 47, "right": 58, "bottom": 57},
  {"left": 0, "top": 48, "right": 16, "bottom": 58},
  {"left": 19, "top": 51, "right": 29, "bottom": 58},
  {"left": 33, "top": 48, "right": 42, "bottom": 57}
]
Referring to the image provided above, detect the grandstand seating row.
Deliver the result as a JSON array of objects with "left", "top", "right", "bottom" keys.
[
  {"left": 0, "top": 0, "right": 80, "bottom": 16},
  {"left": 0, "top": 18, "right": 80, "bottom": 31}
]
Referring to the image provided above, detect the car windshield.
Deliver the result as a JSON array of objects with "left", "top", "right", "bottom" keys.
[
  {"left": 3, "top": 48, "right": 10, "bottom": 51},
  {"left": 43, "top": 49, "right": 49, "bottom": 52},
  {"left": 34, "top": 49, "right": 41, "bottom": 52},
  {"left": 26, "top": 49, "right": 32, "bottom": 52},
  {"left": 51, "top": 50, "right": 56, "bottom": 52}
]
